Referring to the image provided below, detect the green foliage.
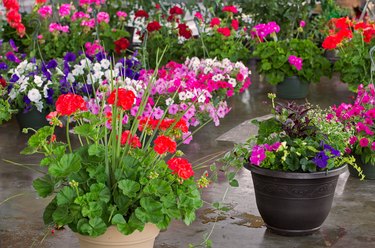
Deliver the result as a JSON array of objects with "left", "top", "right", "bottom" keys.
[{"left": 253, "top": 38, "right": 331, "bottom": 85}]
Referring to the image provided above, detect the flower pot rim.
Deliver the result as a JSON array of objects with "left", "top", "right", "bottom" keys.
[{"left": 245, "top": 163, "right": 347, "bottom": 179}]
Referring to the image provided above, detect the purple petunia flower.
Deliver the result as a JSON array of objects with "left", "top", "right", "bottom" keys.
[
  {"left": 64, "top": 52, "right": 77, "bottom": 62},
  {"left": 9, "top": 39, "right": 18, "bottom": 52},
  {"left": 312, "top": 151, "right": 329, "bottom": 168},
  {"left": 6, "top": 52, "right": 20, "bottom": 63},
  {"left": 10, "top": 74, "right": 20, "bottom": 82},
  {"left": 323, "top": 144, "right": 340, "bottom": 157},
  {"left": 0, "top": 62, "right": 8, "bottom": 70},
  {"left": 46, "top": 59, "right": 58, "bottom": 69}
]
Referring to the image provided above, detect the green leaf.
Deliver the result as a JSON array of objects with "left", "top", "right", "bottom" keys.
[
  {"left": 33, "top": 175, "right": 55, "bottom": 197},
  {"left": 143, "top": 179, "right": 172, "bottom": 196},
  {"left": 52, "top": 207, "right": 74, "bottom": 226},
  {"left": 82, "top": 202, "right": 103, "bottom": 219},
  {"left": 48, "top": 153, "right": 81, "bottom": 178},
  {"left": 229, "top": 179, "right": 239, "bottom": 187},
  {"left": 56, "top": 186, "right": 76, "bottom": 205},
  {"left": 118, "top": 179, "right": 140, "bottom": 198},
  {"left": 88, "top": 144, "right": 105, "bottom": 157},
  {"left": 261, "top": 62, "right": 272, "bottom": 71},
  {"left": 74, "top": 124, "right": 97, "bottom": 139},
  {"left": 77, "top": 217, "right": 107, "bottom": 237},
  {"left": 43, "top": 198, "right": 57, "bottom": 225}
]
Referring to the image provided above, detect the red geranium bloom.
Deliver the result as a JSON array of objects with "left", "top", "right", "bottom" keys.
[
  {"left": 336, "top": 28, "right": 352, "bottom": 40},
  {"left": 231, "top": 19, "right": 239, "bottom": 31},
  {"left": 6, "top": 9, "right": 22, "bottom": 24},
  {"left": 0, "top": 78, "right": 7, "bottom": 87},
  {"left": 14, "top": 22, "right": 26, "bottom": 37},
  {"left": 153, "top": 135, "right": 176, "bottom": 154},
  {"left": 210, "top": 17, "right": 221, "bottom": 27},
  {"left": 217, "top": 27, "right": 231, "bottom": 37},
  {"left": 222, "top": 5, "right": 238, "bottom": 14},
  {"left": 107, "top": 88, "right": 135, "bottom": 110},
  {"left": 134, "top": 10, "right": 149, "bottom": 19},
  {"left": 3, "top": 0, "right": 20, "bottom": 11},
  {"left": 169, "top": 6, "right": 184, "bottom": 15},
  {"left": 178, "top": 23, "right": 192, "bottom": 39},
  {"left": 120, "top": 130, "right": 141, "bottom": 148},
  {"left": 55, "top": 93, "right": 87, "bottom": 116},
  {"left": 114, "top": 37, "right": 129, "bottom": 54},
  {"left": 167, "top": 157, "right": 194, "bottom": 180},
  {"left": 147, "top": 21, "right": 162, "bottom": 33},
  {"left": 354, "top": 22, "right": 367, "bottom": 31},
  {"left": 333, "top": 17, "right": 350, "bottom": 29},
  {"left": 363, "top": 28, "right": 375, "bottom": 43},
  {"left": 322, "top": 35, "right": 341, "bottom": 50}
]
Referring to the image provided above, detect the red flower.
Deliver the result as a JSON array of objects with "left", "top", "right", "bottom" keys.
[
  {"left": 153, "top": 135, "right": 176, "bottom": 154},
  {"left": 107, "top": 88, "right": 135, "bottom": 110},
  {"left": 155, "top": 3, "right": 160, "bottom": 10},
  {"left": 14, "top": 22, "right": 26, "bottom": 37},
  {"left": 114, "top": 37, "right": 129, "bottom": 54},
  {"left": 217, "top": 27, "right": 231, "bottom": 37},
  {"left": 3, "top": 0, "right": 20, "bottom": 11},
  {"left": 322, "top": 35, "right": 341, "bottom": 50},
  {"left": 178, "top": 23, "right": 192, "bottom": 39},
  {"left": 336, "top": 28, "right": 352, "bottom": 40},
  {"left": 120, "top": 131, "right": 141, "bottom": 148},
  {"left": 222, "top": 5, "right": 238, "bottom": 14},
  {"left": 146, "top": 21, "right": 162, "bottom": 33},
  {"left": 354, "top": 22, "right": 367, "bottom": 31},
  {"left": 55, "top": 93, "right": 87, "bottom": 116},
  {"left": 333, "top": 17, "right": 350, "bottom": 30},
  {"left": 167, "top": 158, "right": 194, "bottom": 180},
  {"left": 6, "top": 9, "right": 22, "bottom": 24},
  {"left": 210, "top": 17, "right": 221, "bottom": 27},
  {"left": 231, "top": 19, "right": 239, "bottom": 31},
  {"left": 169, "top": 6, "right": 184, "bottom": 15},
  {"left": 363, "top": 28, "right": 375, "bottom": 43},
  {"left": 0, "top": 78, "right": 7, "bottom": 87},
  {"left": 134, "top": 10, "right": 149, "bottom": 19}
]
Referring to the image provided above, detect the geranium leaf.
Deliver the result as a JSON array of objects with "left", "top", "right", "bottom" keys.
[
  {"left": 33, "top": 174, "right": 54, "bottom": 197},
  {"left": 118, "top": 179, "right": 140, "bottom": 198},
  {"left": 56, "top": 186, "right": 76, "bottom": 205},
  {"left": 48, "top": 153, "right": 81, "bottom": 177}
]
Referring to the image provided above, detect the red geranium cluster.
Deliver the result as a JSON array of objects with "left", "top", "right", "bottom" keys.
[
  {"left": 120, "top": 131, "right": 141, "bottom": 148},
  {"left": 55, "top": 93, "right": 87, "bottom": 116},
  {"left": 322, "top": 17, "right": 375, "bottom": 50},
  {"left": 134, "top": 9, "right": 149, "bottom": 19},
  {"left": 114, "top": 37, "right": 130, "bottom": 54},
  {"left": 146, "top": 21, "right": 162, "bottom": 33},
  {"left": 3, "top": 0, "right": 26, "bottom": 37},
  {"left": 153, "top": 135, "right": 177, "bottom": 154},
  {"left": 178, "top": 23, "right": 192, "bottom": 39},
  {"left": 217, "top": 27, "right": 231, "bottom": 37},
  {"left": 167, "top": 157, "right": 194, "bottom": 180},
  {"left": 169, "top": 6, "right": 184, "bottom": 16},
  {"left": 222, "top": 5, "right": 238, "bottom": 14},
  {"left": 107, "top": 88, "right": 135, "bottom": 110}
]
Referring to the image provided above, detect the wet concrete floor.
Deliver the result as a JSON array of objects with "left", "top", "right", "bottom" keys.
[{"left": 1, "top": 72, "right": 375, "bottom": 248}]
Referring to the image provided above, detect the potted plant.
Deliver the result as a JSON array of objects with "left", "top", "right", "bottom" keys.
[
  {"left": 252, "top": 21, "right": 331, "bottom": 99},
  {"left": 222, "top": 93, "right": 357, "bottom": 236},
  {"left": 20, "top": 56, "right": 252, "bottom": 247},
  {"left": 322, "top": 17, "right": 375, "bottom": 92},
  {"left": 332, "top": 84, "right": 375, "bottom": 179}
]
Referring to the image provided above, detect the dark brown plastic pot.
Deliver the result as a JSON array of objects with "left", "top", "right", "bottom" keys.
[
  {"left": 245, "top": 164, "right": 347, "bottom": 236},
  {"left": 15, "top": 108, "right": 49, "bottom": 131},
  {"left": 276, "top": 76, "right": 309, "bottom": 99}
]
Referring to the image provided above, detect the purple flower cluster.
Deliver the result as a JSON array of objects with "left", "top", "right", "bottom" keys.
[
  {"left": 288, "top": 55, "right": 303, "bottom": 71},
  {"left": 250, "top": 142, "right": 281, "bottom": 166},
  {"left": 251, "top": 21, "right": 280, "bottom": 41},
  {"left": 312, "top": 144, "right": 340, "bottom": 168}
]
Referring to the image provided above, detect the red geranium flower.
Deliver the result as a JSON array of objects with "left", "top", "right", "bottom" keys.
[
  {"left": 6, "top": 9, "right": 22, "bottom": 24},
  {"left": 35, "top": 0, "right": 47, "bottom": 5},
  {"left": 134, "top": 10, "right": 149, "bottom": 19},
  {"left": 178, "top": 23, "right": 192, "bottom": 39},
  {"left": 14, "top": 22, "right": 26, "bottom": 37},
  {"left": 210, "top": 17, "right": 221, "bottom": 27},
  {"left": 56, "top": 93, "right": 87, "bottom": 116},
  {"left": 153, "top": 135, "right": 176, "bottom": 154},
  {"left": 167, "top": 157, "right": 194, "bottom": 180},
  {"left": 322, "top": 35, "right": 341, "bottom": 50},
  {"left": 146, "top": 21, "right": 162, "bottom": 33},
  {"left": 333, "top": 17, "right": 350, "bottom": 30},
  {"left": 3, "top": 0, "right": 20, "bottom": 11},
  {"left": 107, "top": 88, "right": 135, "bottom": 110},
  {"left": 0, "top": 78, "right": 7, "bottom": 87},
  {"left": 120, "top": 130, "right": 141, "bottom": 148},
  {"left": 217, "top": 27, "right": 231, "bottom": 37},
  {"left": 363, "top": 28, "right": 375, "bottom": 43},
  {"left": 114, "top": 37, "right": 129, "bottom": 54},
  {"left": 231, "top": 19, "right": 239, "bottom": 31},
  {"left": 222, "top": 5, "right": 238, "bottom": 14},
  {"left": 169, "top": 6, "right": 184, "bottom": 15}
]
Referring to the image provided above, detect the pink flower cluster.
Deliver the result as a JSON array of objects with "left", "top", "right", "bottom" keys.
[
  {"left": 117, "top": 11, "right": 127, "bottom": 21},
  {"left": 97, "top": 12, "right": 110, "bottom": 24},
  {"left": 49, "top": 23, "right": 69, "bottom": 33},
  {"left": 79, "top": 0, "right": 106, "bottom": 6},
  {"left": 250, "top": 142, "right": 281, "bottom": 166},
  {"left": 85, "top": 40, "right": 104, "bottom": 56},
  {"left": 38, "top": 5, "right": 52, "bottom": 18},
  {"left": 59, "top": 3, "right": 72, "bottom": 17},
  {"left": 288, "top": 55, "right": 303, "bottom": 71},
  {"left": 332, "top": 84, "right": 375, "bottom": 157},
  {"left": 251, "top": 21, "right": 280, "bottom": 41}
]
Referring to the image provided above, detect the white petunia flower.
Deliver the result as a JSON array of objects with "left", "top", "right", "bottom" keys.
[
  {"left": 93, "top": 62, "right": 102, "bottom": 72},
  {"left": 179, "top": 92, "right": 187, "bottom": 101},
  {"left": 67, "top": 73, "right": 75, "bottom": 83},
  {"left": 72, "top": 65, "right": 84, "bottom": 76},
  {"left": 28, "top": 88, "right": 42, "bottom": 102},
  {"left": 228, "top": 78, "right": 237, "bottom": 87},
  {"left": 9, "top": 88, "right": 17, "bottom": 100},
  {"left": 166, "top": 98, "right": 174, "bottom": 106},
  {"left": 100, "top": 59, "right": 110, "bottom": 69},
  {"left": 35, "top": 101, "right": 44, "bottom": 112},
  {"left": 34, "top": 76, "right": 43, "bottom": 87}
]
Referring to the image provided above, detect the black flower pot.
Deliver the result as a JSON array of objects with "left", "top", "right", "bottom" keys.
[
  {"left": 245, "top": 164, "right": 347, "bottom": 236},
  {"left": 348, "top": 155, "right": 375, "bottom": 179},
  {"left": 276, "top": 76, "right": 309, "bottom": 99},
  {"left": 15, "top": 108, "right": 49, "bottom": 131}
]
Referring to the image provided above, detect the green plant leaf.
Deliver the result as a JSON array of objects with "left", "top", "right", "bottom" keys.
[
  {"left": 56, "top": 186, "right": 76, "bottom": 206},
  {"left": 48, "top": 153, "right": 81, "bottom": 177},
  {"left": 43, "top": 198, "right": 57, "bottom": 225},
  {"left": 82, "top": 202, "right": 103, "bottom": 219},
  {"left": 52, "top": 207, "right": 74, "bottom": 226},
  {"left": 33, "top": 175, "right": 55, "bottom": 197},
  {"left": 77, "top": 217, "right": 107, "bottom": 237},
  {"left": 229, "top": 179, "right": 239, "bottom": 187},
  {"left": 118, "top": 179, "right": 141, "bottom": 198}
]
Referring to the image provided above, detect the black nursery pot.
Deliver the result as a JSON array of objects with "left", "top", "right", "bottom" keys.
[
  {"left": 15, "top": 108, "right": 49, "bottom": 131},
  {"left": 245, "top": 164, "right": 347, "bottom": 236}
]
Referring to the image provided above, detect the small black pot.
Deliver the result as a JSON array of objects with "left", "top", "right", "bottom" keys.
[
  {"left": 348, "top": 155, "right": 375, "bottom": 179},
  {"left": 15, "top": 108, "right": 49, "bottom": 131},
  {"left": 245, "top": 164, "right": 347, "bottom": 236},
  {"left": 276, "top": 76, "right": 309, "bottom": 99}
]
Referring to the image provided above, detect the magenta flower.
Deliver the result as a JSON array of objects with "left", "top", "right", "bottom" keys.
[
  {"left": 250, "top": 145, "right": 266, "bottom": 166},
  {"left": 372, "top": 142, "right": 375, "bottom": 151},
  {"left": 349, "top": 136, "right": 358, "bottom": 145},
  {"left": 359, "top": 137, "right": 369, "bottom": 147},
  {"left": 38, "top": 5, "right": 52, "bottom": 18},
  {"left": 288, "top": 55, "right": 303, "bottom": 71},
  {"left": 59, "top": 4, "right": 72, "bottom": 17},
  {"left": 299, "top": 20, "right": 306, "bottom": 28},
  {"left": 116, "top": 11, "right": 127, "bottom": 21},
  {"left": 97, "top": 12, "right": 110, "bottom": 24}
]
